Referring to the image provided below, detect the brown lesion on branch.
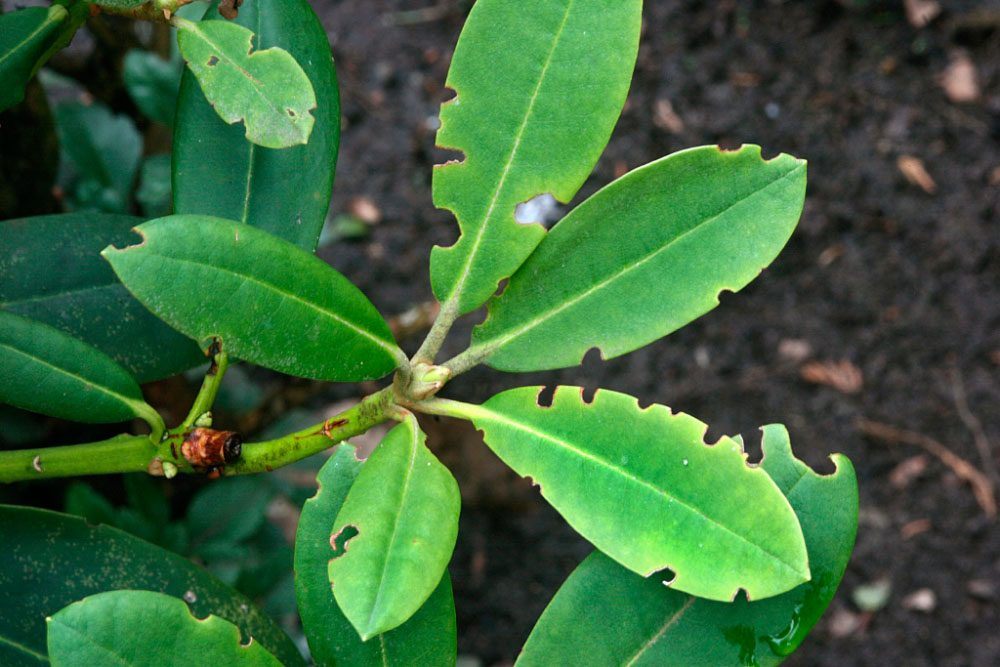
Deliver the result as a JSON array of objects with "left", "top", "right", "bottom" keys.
[{"left": 181, "top": 427, "right": 243, "bottom": 477}]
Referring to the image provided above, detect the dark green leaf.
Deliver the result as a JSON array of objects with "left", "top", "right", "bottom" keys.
[
  {"left": 0, "top": 213, "right": 205, "bottom": 382},
  {"left": 328, "top": 417, "right": 461, "bottom": 639},
  {"left": 136, "top": 154, "right": 173, "bottom": 218},
  {"left": 64, "top": 483, "right": 117, "bottom": 527},
  {"left": 0, "top": 505, "right": 304, "bottom": 667},
  {"left": 0, "top": 6, "right": 67, "bottom": 111},
  {"left": 295, "top": 444, "right": 458, "bottom": 666},
  {"left": 176, "top": 18, "right": 315, "bottom": 148},
  {"left": 172, "top": 0, "right": 340, "bottom": 250},
  {"left": 431, "top": 0, "right": 642, "bottom": 314},
  {"left": 102, "top": 215, "right": 404, "bottom": 381},
  {"left": 449, "top": 387, "right": 809, "bottom": 601},
  {"left": 0, "top": 311, "right": 161, "bottom": 429},
  {"left": 124, "top": 473, "right": 170, "bottom": 526},
  {"left": 47, "top": 590, "right": 282, "bottom": 667},
  {"left": 187, "top": 476, "right": 275, "bottom": 559},
  {"left": 516, "top": 425, "right": 858, "bottom": 666},
  {"left": 123, "top": 50, "right": 182, "bottom": 125},
  {"left": 471, "top": 145, "right": 807, "bottom": 371},
  {"left": 53, "top": 101, "right": 142, "bottom": 213}
]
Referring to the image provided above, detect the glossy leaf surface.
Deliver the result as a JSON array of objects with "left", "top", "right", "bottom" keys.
[
  {"left": 176, "top": 18, "right": 315, "bottom": 148},
  {"left": 453, "top": 387, "right": 809, "bottom": 601},
  {"left": 430, "top": 0, "right": 641, "bottom": 314},
  {"left": 102, "top": 215, "right": 403, "bottom": 381},
  {"left": 0, "top": 213, "right": 204, "bottom": 382},
  {"left": 328, "top": 417, "right": 460, "bottom": 640},
  {"left": 0, "top": 506, "right": 303, "bottom": 667},
  {"left": 0, "top": 5, "right": 67, "bottom": 111},
  {"left": 0, "top": 311, "right": 157, "bottom": 426},
  {"left": 517, "top": 425, "right": 858, "bottom": 666},
  {"left": 47, "top": 590, "right": 281, "bottom": 667},
  {"left": 471, "top": 145, "right": 807, "bottom": 371},
  {"left": 55, "top": 101, "right": 143, "bottom": 213},
  {"left": 173, "top": 0, "right": 339, "bottom": 250},
  {"left": 296, "top": 444, "right": 458, "bottom": 666},
  {"left": 124, "top": 49, "right": 182, "bottom": 125}
]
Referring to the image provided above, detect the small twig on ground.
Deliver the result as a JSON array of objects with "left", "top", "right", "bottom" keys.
[
  {"left": 382, "top": 2, "right": 454, "bottom": 26},
  {"left": 856, "top": 418, "right": 997, "bottom": 519},
  {"left": 949, "top": 364, "right": 998, "bottom": 486}
]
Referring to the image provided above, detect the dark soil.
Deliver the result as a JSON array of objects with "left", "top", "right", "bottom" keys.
[{"left": 318, "top": 1, "right": 1000, "bottom": 665}]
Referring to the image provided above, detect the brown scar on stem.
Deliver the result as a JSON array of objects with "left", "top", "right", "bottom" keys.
[{"left": 322, "top": 418, "right": 350, "bottom": 438}]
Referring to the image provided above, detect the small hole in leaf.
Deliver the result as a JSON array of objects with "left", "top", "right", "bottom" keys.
[
  {"left": 536, "top": 386, "right": 556, "bottom": 408},
  {"left": 330, "top": 524, "right": 359, "bottom": 559},
  {"left": 494, "top": 277, "right": 509, "bottom": 297},
  {"left": 207, "top": 55, "right": 220, "bottom": 67},
  {"left": 514, "top": 193, "right": 560, "bottom": 227},
  {"left": 287, "top": 108, "right": 297, "bottom": 118}
]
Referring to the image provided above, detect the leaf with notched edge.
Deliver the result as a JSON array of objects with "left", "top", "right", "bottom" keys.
[
  {"left": 295, "top": 444, "right": 457, "bottom": 666},
  {"left": 47, "top": 591, "right": 283, "bottom": 667},
  {"left": 176, "top": 18, "right": 315, "bottom": 148},
  {"left": 470, "top": 144, "right": 806, "bottom": 372},
  {"left": 516, "top": 425, "right": 858, "bottom": 666},
  {"left": 327, "top": 417, "right": 460, "bottom": 640},
  {"left": 430, "top": 0, "right": 642, "bottom": 315},
  {"left": 450, "top": 386, "right": 810, "bottom": 602}
]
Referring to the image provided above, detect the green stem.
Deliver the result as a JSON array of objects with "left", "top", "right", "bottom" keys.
[
  {"left": 412, "top": 297, "right": 459, "bottom": 364},
  {"left": 182, "top": 342, "right": 229, "bottom": 429},
  {"left": 440, "top": 340, "right": 494, "bottom": 378},
  {"left": 0, "top": 434, "right": 157, "bottom": 483},
  {"left": 413, "top": 395, "right": 484, "bottom": 421},
  {"left": 221, "top": 386, "right": 395, "bottom": 476},
  {"left": 1, "top": 387, "right": 397, "bottom": 483}
]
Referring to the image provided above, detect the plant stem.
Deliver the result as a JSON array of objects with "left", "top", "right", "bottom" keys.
[
  {"left": 0, "top": 387, "right": 397, "bottom": 483},
  {"left": 440, "top": 341, "right": 493, "bottom": 378},
  {"left": 412, "top": 297, "right": 459, "bottom": 364},
  {"left": 181, "top": 342, "right": 229, "bottom": 429},
  {"left": 414, "top": 395, "right": 485, "bottom": 421},
  {"left": 221, "top": 386, "right": 395, "bottom": 476},
  {"left": 0, "top": 434, "right": 157, "bottom": 483}
]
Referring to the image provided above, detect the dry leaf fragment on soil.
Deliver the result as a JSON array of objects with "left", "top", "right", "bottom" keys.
[
  {"left": 897, "top": 155, "right": 937, "bottom": 194},
  {"left": 904, "top": 0, "right": 941, "bottom": 27},
  {"left": 800, "top": 359, "right": 863, "bottom": 393},
  {"left": 856, "top": 418, "right": 997, "bottom": 518},
  {"left": 653, "top": 98, "right": 684, "bottom": 133},
  {"left": 940, "top": 52, "right": 980, "bottom": 103}
]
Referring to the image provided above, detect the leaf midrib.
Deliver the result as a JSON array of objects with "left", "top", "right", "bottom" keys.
[
  {"left": 136, "top": 251, "right": 398, "bottom": 359},
  {"left": 2, "top": 281, "right": 119, "bottom": 308},
  {"left": 475, "top": 163, "right": 804, "bottom": 356},
  {"left": 367, "top": 419, "right": 420, "bottom": 633},
  {"left": 444, "top": 0, "right": 576, "bottom": 306},
  {"left": 0, "top": 339, "right": 140, "bottom": 414},
  {"left": 0, "top": 7, "right": 63, "bottom": 70},
  {"left": 0, "top": 632, "right": 48, "bottom": 664},
  {"left": 622, "top": 595, "right": 696, "bottom": 666},
  {"left": 473, "top": 404, "right": 806, "bottom": 580}
]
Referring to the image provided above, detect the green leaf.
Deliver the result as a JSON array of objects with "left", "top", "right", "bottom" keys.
[
  {"left": 470, "top": 144, "right": 807, "bottom": 371},
  {"left": 516, "top": 425, "right": 858, "bottom": 666},
  {"left": 176, "top": 18, "right": 315, "bottom": 148},
  {"left": 430, "top": 0, "right": 642, "bottom": 314},
  {"left": 295, "top": 444, "right": 458, "bottom": 666},
  {"left": 136, "top": 154, "right": 173, "bottom": 218},
  {"left": 0, "top": 5, "right": 67, "bottom": 111},
  {"left": 0, "top": 311, "right": 161, "bottom": 430},
  {"left": 47, "top": 590, "right": 282, "bottom": 667},
  {"left": 124, "top": 49, "right": 182, "bottom": 125},
  {"left": 102, "top": 215, "right": 404, "bottom": 381},
  {"left": 53, "top": 101, "right": 143, "bottom": 213},
  {"left": 328, "top": 417, "right": 460, "bottom": 640},
  {"left": 172, "top": 0, "right": 340, "bottom": 250},
  {"left": 0, "top": 213, "right": 205, "bottom": 382},
  {"left": 0, "top": 505, "right": 304, "bottom": 667},
  {"left": 187, "top": 476, "right": 275, "bottom": 560},
  {"left": 450, "top": 387, "right": 809, "bottom": 601}
]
